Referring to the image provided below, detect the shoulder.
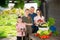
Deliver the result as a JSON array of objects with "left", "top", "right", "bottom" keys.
[
  {"left": 34, "top": 16, "right": 37, "bottom": 20},
  {"left": 42, "top": 16, "right": 45, "bottom": 19},
  {"left": 33, "top": 13, "right": 37, "bottom": 15},
  {"left": 42, "top": 16, "right": 44, "bottom": 18},
  {"left": 34, "top": 16, "right": 37, "bottom": 18},
  {"left": 22, "top": 16, "right": 26, "bottom": 19}
]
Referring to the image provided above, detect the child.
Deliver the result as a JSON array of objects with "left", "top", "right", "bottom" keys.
[{"left": 16, "top": 16, "right": 32, "bottom": 40}]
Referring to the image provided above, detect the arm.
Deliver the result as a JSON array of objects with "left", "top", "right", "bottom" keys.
[
  {"left": 26, "top": 23, "right": 32, "bottom": 25},
  {"left": 16, "top": 23, "right": 20, "bottom": 32}
]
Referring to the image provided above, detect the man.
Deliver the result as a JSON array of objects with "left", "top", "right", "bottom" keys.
[
  {"left": 29, "top": 6, "right": 37, "bottom": 23},
  {"left": 22, "top": 9, "right": 32, "bottom": 40},
  {"left": 29, "top": 7, "right": 38, "bottom": 33}
]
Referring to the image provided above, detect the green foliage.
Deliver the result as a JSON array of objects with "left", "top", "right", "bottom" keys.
[
  {"left": 33, "top": 0, "right": 41, "bottom": 7},
  {"left": 14, "top": 0, "right": 24, "bottom": 9},
  {"left": 53, "top": 31, "right": 59, "bottom": 36},
  {"left": 0, "top": 26, "right": 7, "bottom": 38},
  {"left": 0, "top": 14, "right": 17, "bottom": 26},
  {"left": 0, "top": 0, "right": 9, "bottom": 7},
  {"left": 0, "top": 14, "right": 17, "bottom": 38},
  {"left": 47, "top": 17, "right": 55, "bottom": 26},
  {"left": 0, "top": 26, "right": 16, "bottom": 38},
  {"left": 37, "top": 30, "right": 51, "bottom": 36}
]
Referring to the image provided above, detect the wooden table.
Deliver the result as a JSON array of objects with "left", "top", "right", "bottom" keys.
[{"left": 29, "top": 34, "right": 60, "bottom": 40}]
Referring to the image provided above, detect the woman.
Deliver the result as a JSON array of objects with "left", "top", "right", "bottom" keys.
[
  {"left": 33, "top": 9, "right": 45, "bottom": 33},
  {"left": 34, "top": 9, "right": 45, "bottom": 28}
]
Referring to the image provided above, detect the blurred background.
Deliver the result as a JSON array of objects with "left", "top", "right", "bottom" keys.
[{"left": 0, "top": 0, "right": 60, "bottom": 40}]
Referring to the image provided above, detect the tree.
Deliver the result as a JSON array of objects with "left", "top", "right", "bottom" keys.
[
  {"left": 33, "top": 0, "right": 41, "bottom": 8},
  {"left": 14, "top": 0, "right": 24, "bottom": 9},
  {"left": 0, "top": 0, "right": 9, "bottom": 8}
]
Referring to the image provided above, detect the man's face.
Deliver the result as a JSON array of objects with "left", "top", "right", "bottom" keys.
[{"left": 30, "top": 8, "right": 35, "bottom": 13}]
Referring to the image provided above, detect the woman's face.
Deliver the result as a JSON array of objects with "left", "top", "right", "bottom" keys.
[
  {"left": 17, "top": 18, "right": 22, "bottom": 23},
  {"left": 36, "top": 10, "right": 41, "bottom": 15}
]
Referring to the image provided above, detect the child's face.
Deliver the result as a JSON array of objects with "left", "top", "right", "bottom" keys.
[
  {"left": 25, "top": 10, "right": 30, "bottom": 15},
  {"left": 17, "top": 18, "right": 22, "bottom": 23}
]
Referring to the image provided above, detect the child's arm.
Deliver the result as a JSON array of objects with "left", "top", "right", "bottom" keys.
[{"left": 16, "top": 23, "right": 20, "bottom": 32}]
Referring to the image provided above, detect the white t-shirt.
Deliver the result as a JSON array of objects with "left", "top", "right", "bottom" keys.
[{"left": 34, "top": 16, "right": 49, "bottom": 31}]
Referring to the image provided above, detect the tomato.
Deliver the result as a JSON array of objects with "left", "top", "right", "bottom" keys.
[
  {"left": 34, "top": 33, "right": 40, "bottom": 37},
  {"left": 46, "top": 35, "right": 50, "bottom": 38},
  {"left": 44, "top": 36, "right": 46, "bottom": 38},
  {"left": 38, "top": 19, "right": 43, "bottom": 22}
]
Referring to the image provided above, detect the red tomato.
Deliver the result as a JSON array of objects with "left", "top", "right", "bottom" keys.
[
  {"left": 46, "top": 35, "right": 50, "bottom": 38},
  {"left": 38, "top": 19, "right": 43, "bottom": 22},
  {"left": 41, "top": 36, "right": 44, "bottom": 39},
  {"left": 44, "top": 36, "right": 46, "bottom": 38},
  {"left": 34, "top": 33, "right": 40, "bottom": 37}
]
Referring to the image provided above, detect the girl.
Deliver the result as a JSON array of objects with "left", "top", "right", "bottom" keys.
[{"left": 16, "top": 16, "right": 32, "bottom": 40}]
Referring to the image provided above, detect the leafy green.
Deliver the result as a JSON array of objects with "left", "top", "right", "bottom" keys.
[
  {"left": 14, "top": 0, "right": 24, "bottom": 9},
  {"left": 0, "top": 14, "right": 17, "bottom": 38},
  {"left": 47, "top": 17, "right": 55, "bottom": 26}
]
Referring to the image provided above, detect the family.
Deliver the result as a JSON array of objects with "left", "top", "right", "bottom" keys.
[{"left": 16, "top": 6, "right": 45, "bottom": 40}]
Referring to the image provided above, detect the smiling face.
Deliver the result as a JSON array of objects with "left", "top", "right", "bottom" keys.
[
  {"left": 25, "top": 9, "right": 30, "bottom": 15},
  {"left": 30, "top": 7, "right": 35, "bottom": 13},
  {"left": 17, "top": 18, "right": 22, "bottom": 23},
  {"left": 36, "top": 10, "right": 41, "bottom": 16}
]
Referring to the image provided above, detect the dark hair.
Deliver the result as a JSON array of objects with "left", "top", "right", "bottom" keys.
[
  {"left": 36, "top": 9, "right": 41, "bottom": 12},
  {"left": 36, "top": 9, "right": 42, "bottom": 17},
  {"left": 31, "top": 6, "right": 34, "bottom": 8},
  {"left": 18, "top": 16, "right": 22, "bottom": 18}
]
